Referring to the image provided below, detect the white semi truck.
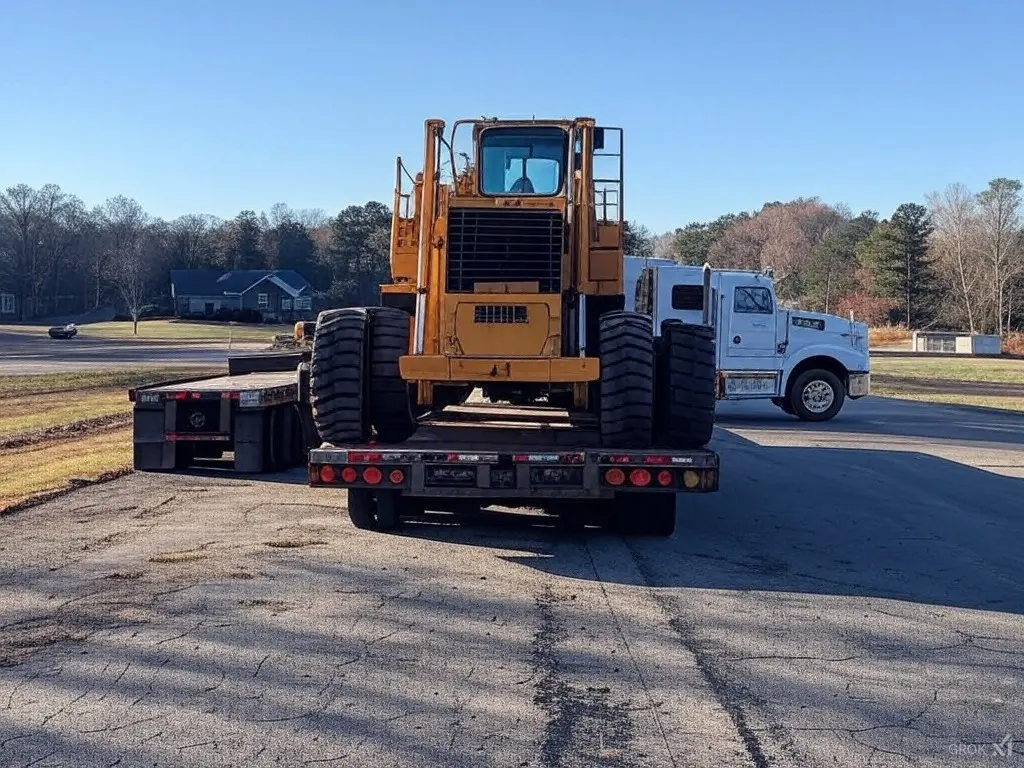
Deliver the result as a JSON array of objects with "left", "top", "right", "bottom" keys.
[{"left": 625, "top": 256, "right": 871, "bottom": 420}]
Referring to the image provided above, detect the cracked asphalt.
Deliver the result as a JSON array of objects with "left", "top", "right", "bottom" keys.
[{"left": 0, "top": 396, "right": 1021, "bottom": 767}]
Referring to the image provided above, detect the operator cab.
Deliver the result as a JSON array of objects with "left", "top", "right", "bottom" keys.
[{"left": 478, "top": 125, "right": 568, "bottom": 196}]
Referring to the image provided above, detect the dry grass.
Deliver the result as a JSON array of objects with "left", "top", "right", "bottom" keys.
[
  {"left": 0, "top": 427, "right": 133, "bottom": 511},
  {"left": 1005, "top": 332, "right": 1024, "bottom": 355},
  {"left": 0, "top": 319, "right": 292, "bottom": 343},
  {"left": 0, "top": 391, "right": 130, "bottom": 438},
  {"left": 0, "top": 367, "right": 223, "bottom": 398},
  {"left": 0, "top": 367, "right": 223, "bottom": 511},
  {"left": 870, "top": 357, "right": 1024, "bottom": 384},
  {"left": 869, "top": 324, "right": 911, "bottom": 347},
  {"left": 870, "top": 390, "right": 1024, "bottom": 412}
]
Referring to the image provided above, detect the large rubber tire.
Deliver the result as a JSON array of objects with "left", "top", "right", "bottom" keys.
[
  {"left": 309, "top": 308, "right": 370, "bottom": 445},
  {"left": 367, "top": 307, "right": 417, "bottom": 443},
  {"left": 788, "top": 368, "right": 845, "bottom": 421},
  {"left": 347, "top": 489, "right": 377, "bottom": 530},
  {"left": 598, "top": 311, "right": 655, "bottom": 448},
  {"left": 657, "top": 321, "right": 716, "bottom": 449}
]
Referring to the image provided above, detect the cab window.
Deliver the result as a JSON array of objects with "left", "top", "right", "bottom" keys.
[
  {"left": 734, "top": 286, "right": 773, "bottom": 314},
  {"left": 479, "top": 127, "right": 567, "bottom": 196}
]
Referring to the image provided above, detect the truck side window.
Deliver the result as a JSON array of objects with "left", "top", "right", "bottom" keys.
[
  {"left": 734, "top": 286, "right": 773, "bottom": 314},
  {"left": 671, "top": 285, "right": 704, "bottom": 311}
]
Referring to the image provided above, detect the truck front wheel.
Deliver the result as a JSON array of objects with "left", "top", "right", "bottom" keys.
[{"left": 788, "top": 369, "right": 845, "bottom": 421}]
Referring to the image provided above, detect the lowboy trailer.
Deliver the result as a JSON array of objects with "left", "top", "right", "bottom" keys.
[{"left": 306, "top": 400, "right": 720, "bottom": 536}]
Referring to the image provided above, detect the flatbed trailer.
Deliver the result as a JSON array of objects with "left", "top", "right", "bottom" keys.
[
  {"left": 130, "top": 352, "right": 315, "bottom": 473},
  {"left": 307, "top": 401, "right": 720, "bottom": 536}
]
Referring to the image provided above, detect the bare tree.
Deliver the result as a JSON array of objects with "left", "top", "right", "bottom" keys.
[
  {"left": 926, "top": 183, "right": 983, "bottom": 332},
  {"left": 0, "top": 184, "right": 41, "bottom": 319},
  {"left": 171, "top": 213, "right": 217, "bottom": 268},
  {"left": 976, "top": 178, "right": 1024, "bottom": 336},
  {"left": 100, "top": 196, "right": 150, "bottom": 329}
]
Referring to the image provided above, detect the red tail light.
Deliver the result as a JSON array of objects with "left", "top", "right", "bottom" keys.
[
  {"left": 604, "top": 468, "right": 625, "bottom": 486},
  {"left": 319, "top": 465, "right": 336, "bottom": 483},
  {"left": 389, "top": 469, "right": 405, "bottom": 484},
  {"left": 657, "top": 470, "right": 673, "bottom": 486},
  {"left": 363, "top": 466, "right": 383, "bottom": 485},
  {"left": 340, "top": 467, "right": 357, "bottom": 483},
  {"left": 629, "top": 469, "right": 652, "bottom": 487}
]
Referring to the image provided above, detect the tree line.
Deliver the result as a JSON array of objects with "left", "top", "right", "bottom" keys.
[
  {"left": 4, "top": 176, "right": 1022, "bottom": 334},
  {"left": 0, "top": 184, "right": 393, "bottom": 325},
  {"left": 625, "top": 177, "right": 1024, "bottom": 335}
]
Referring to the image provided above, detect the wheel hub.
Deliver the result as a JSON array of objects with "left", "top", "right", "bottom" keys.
[{"left": 801, "top": 380, "right": 835, "bottom": 413}]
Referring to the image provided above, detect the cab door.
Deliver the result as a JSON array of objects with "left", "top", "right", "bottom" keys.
[{"left": 724, "top": 282, "right": 778, "bottom": 360}]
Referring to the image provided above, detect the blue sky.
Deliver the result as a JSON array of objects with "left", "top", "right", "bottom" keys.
[{"left": 1, "top": 0, "right": 1022, "bottom": 233}]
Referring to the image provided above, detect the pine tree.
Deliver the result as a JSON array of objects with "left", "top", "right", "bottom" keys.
[{"left": 856, "top": 204, "right": 937, "bottom": 326}]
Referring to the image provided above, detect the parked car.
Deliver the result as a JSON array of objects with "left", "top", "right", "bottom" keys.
[{"left": 47, "top": 323, "right": 78, "bottom": 339}]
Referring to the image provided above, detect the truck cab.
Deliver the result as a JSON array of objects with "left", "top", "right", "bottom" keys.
[{"left": 627, "top": 257, "right": 871, "bottom": 420}]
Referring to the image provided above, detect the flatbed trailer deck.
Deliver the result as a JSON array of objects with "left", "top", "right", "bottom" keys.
[
  {"left": 131, "top": 354, "right": 315, "bottom": 473},
  {"left": 308, "top": 402, "right": 719, "bottom": 535}
]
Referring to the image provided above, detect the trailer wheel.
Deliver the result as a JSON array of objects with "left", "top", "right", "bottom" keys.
[
  {"left": 788, "top": 368, "right": 845, "bottom": 421},
  {"left": 346, "top": 489, "right": 402, "bottom": 531},
  {"left": 309, "top": 308, "right": 370, "bottom": 444},
  {"left": 657, "top": 321, "right": 716, "bottom": 448},
  {"left": 347, "top": 489, "right": 377, "bottom": 530},
  {"left": 611, "top": 492, "right": 676, "bottom": 536},
  {"left": 368, "top": 307, "right": 417, "bottom": 443},
  {"left": 597, "top": 311, "right": 655, "bottom": 448}
]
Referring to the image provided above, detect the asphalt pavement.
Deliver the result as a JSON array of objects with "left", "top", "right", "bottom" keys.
[
  {"left": 0, "top": 396, "right": 1021, "bottom": 767},
  {"left": 0, "top": 331, "right": 266, "bottom": 374}
]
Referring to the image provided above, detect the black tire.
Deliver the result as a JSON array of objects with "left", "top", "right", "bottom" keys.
[
  {"left": 788, "top": 368, "right": 845, "bottom": 421},
  {"left": 347, "top": 489, "right": 377, "bottom": 530},
  {"left": 610, "top": 492, "right": 676, "bottom": 536},
  {"left": 367, "top": 307, "right": 417, "bottom": 443},
  {"left": 657, "top": 321, "right": 716, "bottom": 449},
  {"left": 309, "top": 308, "right": 370, "bottom": 444},
  {"left": 374, "top": 491, "right": 401, "bottom": 530},
  {"left": 598, "top": 311, "right": 655, "bottom": 448}
]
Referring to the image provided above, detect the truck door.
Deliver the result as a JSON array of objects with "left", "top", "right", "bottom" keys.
[{"left": 725, "top": 283, "right": 778, "bottom": 359}]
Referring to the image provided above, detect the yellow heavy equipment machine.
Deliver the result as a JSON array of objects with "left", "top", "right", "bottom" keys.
[{"left": 308, "top": 116, "right": 716, "bottom": 452}]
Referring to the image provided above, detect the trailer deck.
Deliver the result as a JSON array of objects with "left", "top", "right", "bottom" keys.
[{"left": 131, "top": 364, "right": 312, "bottom": 473}]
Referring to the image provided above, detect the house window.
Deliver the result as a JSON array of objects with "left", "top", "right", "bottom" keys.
[
  {"left": 281, "top": 299, "right": 292, "bottom": 311},
  {"left": 0, "top": 294, "right": 14, "bottom": 314},
  {"left": 258, "top": 293, "right": 268, "bottom": 308},
  {"left": 295, "top": 297, "right": 312, "bottom": 310},
  {"left": 733, "top": 286, "right": 773, "bottom": 314}
]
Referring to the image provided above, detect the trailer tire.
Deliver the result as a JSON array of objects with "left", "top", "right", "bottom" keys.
[
  {"left": 368, "top": 307, "right": 417, "bottom": 443},
  {"left": 598, "top": 311, "right": 655, "bottom": 449},
  {"left": 657, "top": 321, "right": 716, "bottom": 448},
  {"left": 347, "top": 489, "right": 377, "bottom": 530},
  {"left": 309, "top": 308, "right": 370, "bottom": 444},
  {"left": 345, "top": 489, "right": 402, "bottom": 531},
  {"left": 788, "top": 368, "right": 845, "bottom": 421}
]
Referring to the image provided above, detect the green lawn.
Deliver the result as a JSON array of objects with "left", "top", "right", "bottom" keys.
[
  {"left": 0, "top": 319, "right": 294, "bottom": 343},
  {"left": 0, "top": 367, "right": 224, "bottom": 398}
]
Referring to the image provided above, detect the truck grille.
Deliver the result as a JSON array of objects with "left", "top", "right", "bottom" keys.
[{"left": 447, "top": 209, "right": 563, "bottom": 293}]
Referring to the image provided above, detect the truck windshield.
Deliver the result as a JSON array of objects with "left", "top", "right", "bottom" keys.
[{"left": 479, "top": 127, "right": 567, "bottom": 195}]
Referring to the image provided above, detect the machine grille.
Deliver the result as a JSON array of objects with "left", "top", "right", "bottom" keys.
[
  {"left": 447, "top": 208, "right": 563, "bottom": 293},
  {"left": 473, "top": 305, "right": 528, "bottom": 324}
]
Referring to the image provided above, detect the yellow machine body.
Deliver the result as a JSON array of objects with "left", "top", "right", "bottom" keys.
[{"left": 383, "top": 117, "right": 625, "bottom": 407}]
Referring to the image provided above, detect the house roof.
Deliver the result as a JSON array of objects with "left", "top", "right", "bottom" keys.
[{"left": 170, "top": 269, "right": 311, "bottom": 298}]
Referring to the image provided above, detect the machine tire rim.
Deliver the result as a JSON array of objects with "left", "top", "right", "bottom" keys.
[{"left": 802, "top": 380, "right": 834, "bottom": 413}]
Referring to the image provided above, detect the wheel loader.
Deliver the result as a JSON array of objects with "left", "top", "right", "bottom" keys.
[{"left": 307, "top": 117, "right": 716, "bottom": 452}]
